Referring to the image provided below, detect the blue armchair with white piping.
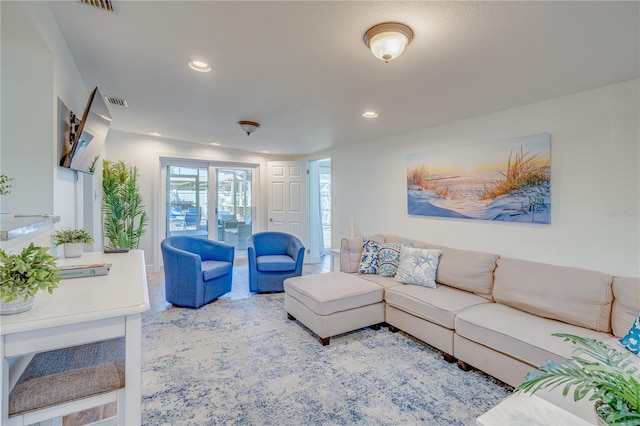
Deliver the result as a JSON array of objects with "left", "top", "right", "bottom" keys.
[
  {"left": 161, "top": 236, "right": 234, "bottom": 308},
  {"left": 247, "top": 231, "right": 305, "bottom": 293}
]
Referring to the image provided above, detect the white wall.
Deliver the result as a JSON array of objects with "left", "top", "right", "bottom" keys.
[
  {"left": 333, "top": 79, "right": 639, "bottom": 278},
  {"left": 4, "top": 1, "right": 637, "bottom": 279},
  {"left": 1, "top": 1, "right": 91, "bottom": 231},
  {"left": 105, "top": 130, "right": 289, "bottom": 270},
  {"left": 1, "top": 1, "right": 54, "bottom": 215}
]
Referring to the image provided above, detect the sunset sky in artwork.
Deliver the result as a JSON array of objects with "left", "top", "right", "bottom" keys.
[{"left": 407, "top": 133, "right": 550, "bottom": 177}]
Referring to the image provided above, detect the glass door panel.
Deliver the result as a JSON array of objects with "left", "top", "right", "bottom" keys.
[
  {"left": 216, "top": 169, "right": 252, "bottom": 253},
  {"left": 319, "top": 159, "right": 332, "bottom": 251},
  {"left": 166, "top": 165, "right": 208, "bottom": 237}
]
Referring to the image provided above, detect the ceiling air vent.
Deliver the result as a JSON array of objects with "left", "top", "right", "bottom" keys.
[
  {"left": 105, "top": 96, "right": 128, "bottom": 108},
  {"left": 79, "top": 0, "right": 119, "bottom": 14}
]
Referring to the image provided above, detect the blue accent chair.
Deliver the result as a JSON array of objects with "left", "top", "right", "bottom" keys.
[
  {"left": 161, "top": 236, "right": 234, "bottom": 308},
  {"left": 247, "top": 231, "right": 305, "bottom": 293},
  {"left": 168, "top": 206, "right": 180, "bottom": 218},
  {"left": 184, "top": 207, "right": 201, "bottom": 229}
]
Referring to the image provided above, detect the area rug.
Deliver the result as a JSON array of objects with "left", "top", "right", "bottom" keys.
[{"left": 141, "top": 294, "right": 512, "bottom": 425}]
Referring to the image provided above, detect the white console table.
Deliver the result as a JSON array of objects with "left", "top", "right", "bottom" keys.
[{"left": 0, "top": 250, "right": 149, "bottom": 425}]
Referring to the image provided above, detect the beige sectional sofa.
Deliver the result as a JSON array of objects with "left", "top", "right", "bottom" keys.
[{"left": 338, "top": 234, "right": 640, "bottom": 421}]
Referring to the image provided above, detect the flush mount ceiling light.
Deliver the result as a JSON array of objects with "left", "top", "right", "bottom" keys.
[
  {"left": 362, "top": 111, "right": 378, "bottom": 118},
  {"left": 188, "top": 60, "right": 211, "bottom": 72},
  {"left": 363, "top": 22, "right": 413, "bottom": 63},
  {"left": 239, "top": 120, "right": 260, "bottom": 136}
]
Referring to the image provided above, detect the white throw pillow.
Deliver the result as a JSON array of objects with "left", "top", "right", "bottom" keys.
[
  {"left": 377, "top": 242, "right": 413, "bottom": 277},
  {"left": 358, "top": 239, "right": 380, "bottom": 274},
  {"left": 394, "top": 246, "right": 442, "bottom": 288}
]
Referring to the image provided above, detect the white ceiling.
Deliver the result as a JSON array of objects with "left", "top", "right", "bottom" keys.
[{"left": 47, "top": 1, "right": 639, "bottom": 156}]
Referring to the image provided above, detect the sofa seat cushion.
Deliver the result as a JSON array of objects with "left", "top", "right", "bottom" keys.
[
  {"left": 202, "top": 260, "right": 232, "bottom": 281},
  {"left": 455, "top": 303, "right": 620, "bottom": 369},
  {"left": 256, "top": 255, "right": 296, "bottom": 272},
  {"left": 357, "top": 273, "right": 402, "bottom": 291},
  {"left": 385, "top": 284, "right": 490, "bottom": 329},
  {"left": 284, "top": 272, "right": 383, "bottom": 316},
  {"left": 9, "top": 338, "right": 124, "bottom": 416},
  {"left": 493, "top": 258, "right": 613, "bottom": 332}
]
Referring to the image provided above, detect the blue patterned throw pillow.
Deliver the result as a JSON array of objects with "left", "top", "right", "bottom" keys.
[
  {"left": 358, "top": 239, "right": 380, "bottom": 274},
  {"left": 377, "top": 242, "right": 413, "bottom": 277},
  {"left": 394, "top": 246, "right": 441, "bottom": 289},
  {"left": 619, "top": 316, "right": 640, "bottom": 354}
]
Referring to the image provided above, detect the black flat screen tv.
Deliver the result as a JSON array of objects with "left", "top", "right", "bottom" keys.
[{"left": 59, "top": 87, "right": 111, "bottom": 174}]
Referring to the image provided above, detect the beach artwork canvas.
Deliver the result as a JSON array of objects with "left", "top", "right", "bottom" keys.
[{"left": 407, "top": 133, "right": 551, "bottom": 224}]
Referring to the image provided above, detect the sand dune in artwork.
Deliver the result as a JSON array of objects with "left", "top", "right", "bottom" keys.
[{"left": 407, "top": 143, "right": 551, "bottom": 224}]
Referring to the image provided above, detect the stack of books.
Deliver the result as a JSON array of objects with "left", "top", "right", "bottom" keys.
[{"left": 58, "top": 263, "right": 112, "bottom": 279}]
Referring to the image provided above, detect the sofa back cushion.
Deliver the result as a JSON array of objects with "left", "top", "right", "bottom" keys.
[
  {"left": 384, "top": 235, "right": 430, "bottom": 249},
  {"left": 611, "top": 276, "right": 640, "bottom": 338},
  {"left": 435, "top": 247, "right": 498, "bottom": 300},
  {"left": 380, "top": 236, "right": 497, "bottom": 299},
  {"left": 493, "top": 258, "right": 613, "bottom": 332}
]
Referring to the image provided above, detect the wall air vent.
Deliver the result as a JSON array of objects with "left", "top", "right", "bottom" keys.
[
  {"left": 104, "top": 96, "right": 128, "bottom": 107},
  {"left": 79, "top": 0, "right": 119, "bottom": 14}
]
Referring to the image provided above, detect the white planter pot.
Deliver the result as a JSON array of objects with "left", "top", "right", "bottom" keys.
[
  {"left": 63, "top": 243, "right": 83, "bottom": 258},
  {"left": 0, "top": 296, "right": 34, "bottom": 315},
  {"left": 594, "top": 400, "right": 609, "bottom": 426}
]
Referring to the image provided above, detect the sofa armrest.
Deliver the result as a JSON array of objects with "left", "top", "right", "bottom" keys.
[{"left": 340, "top": 237, "right": 363, "bottom": 273}]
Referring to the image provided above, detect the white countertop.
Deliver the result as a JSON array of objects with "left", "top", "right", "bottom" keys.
[{"left": 0, "top": 250, "right": 149, "bottom": 335}]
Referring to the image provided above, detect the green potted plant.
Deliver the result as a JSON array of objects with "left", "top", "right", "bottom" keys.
[
  {"left": 518, "top": 333, "right": 640, "bottom": 425},
  {"left": 0, "top": 243, "right": 61, "bottom": 315},
  {"left": 52, "top": 228, "right": 95, "bottom": 258},
  {"left": 102, "top": 160, "right": 149, "bottom": 250}
]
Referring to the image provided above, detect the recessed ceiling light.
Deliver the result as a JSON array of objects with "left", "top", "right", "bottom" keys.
[
  {"left": 188, "top": 60, "right": 211, "bottom": 72},
  {"left": 210, "top": 142, "right": 221, "bottom": 146},
  {"left": 362, "top": 111, "right": 378, "bottom": 118},
  {"left": 260, "top": 150, "right": 270, "bottom": 154},
  {"left": 150, "top": 132, "right": 162, "bottom": 137}
]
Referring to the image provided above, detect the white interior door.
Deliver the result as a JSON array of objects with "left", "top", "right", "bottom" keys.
[{"left": 267, "top": 161, "right": 308, "bottom": 252}]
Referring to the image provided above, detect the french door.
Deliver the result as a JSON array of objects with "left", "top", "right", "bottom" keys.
[
  {"left": 163, "top": 160, "right": 255, "bottom": 254},
  {"left": 215, "top": 169, "right": 253, "bottom": 251},
  {"left": 166, "top": 165, "right": 209, "bottom": 237}
]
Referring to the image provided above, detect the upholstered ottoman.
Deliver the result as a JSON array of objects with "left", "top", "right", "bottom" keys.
[{"left": 284, "top": 272, "right": 385, "bottom": 345}]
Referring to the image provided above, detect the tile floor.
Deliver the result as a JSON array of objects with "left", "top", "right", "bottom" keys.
[{"left": 148, "top": 255, "right": 331, "bottom": 313}]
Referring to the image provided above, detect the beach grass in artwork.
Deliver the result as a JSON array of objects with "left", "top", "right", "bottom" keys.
[{"left": 407, "top": 133, "right": 551, "bottom": 223}]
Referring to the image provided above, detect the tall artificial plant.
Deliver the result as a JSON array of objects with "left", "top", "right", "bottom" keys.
[{"left": 102, "top": 160, "right": 149, "bottom": 249}]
